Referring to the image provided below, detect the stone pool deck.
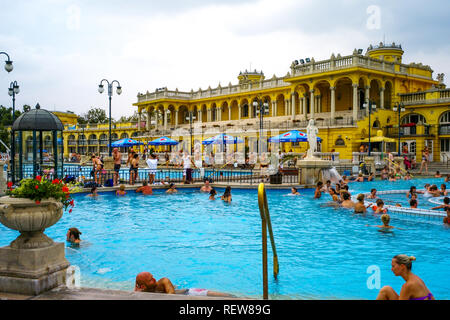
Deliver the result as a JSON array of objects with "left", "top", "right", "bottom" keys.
[{"left": 0, "top": 286, "right": 248, "bottom": 300}]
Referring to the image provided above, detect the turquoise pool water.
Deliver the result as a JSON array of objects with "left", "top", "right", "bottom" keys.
[{"left": 0, "top": 177, "right": 449, "bottom": 299}]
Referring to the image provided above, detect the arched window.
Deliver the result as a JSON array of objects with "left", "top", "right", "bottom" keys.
[
  {"left": 242, "top": 104, "right": 249, "bottom": 117},
  {"left": 335, "top": 138, "right": 346, "bottom": 146},
  {"left": 373, "top": 120, "right": 380, "bottom": 128},
  {"left": 120, "top": 133, "right": 129, "bottom": 139},
  {"left": 401, "top": 113, "right": 427, "bottom": 125},
  {"left": 131, "top": 132, "right": 139, "bottom": 137},
  {"left": 439, "top": 110, "right": 450, "bottom": 135},
  {"left": 439, "top": 110, "right": 450, "bottom": 124}
]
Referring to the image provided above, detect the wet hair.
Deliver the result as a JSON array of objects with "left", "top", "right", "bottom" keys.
[
  {"left": 443, "top": 197, "right": 450, "bottom": 205},
  {"left": 343, "top": 185, "right": 349, "bottom": 191},
  {"left": 393, "top": 254, "right": 416, "bottom": 271},
  {"left": 409, "top": 186, "right": 416, "bottom": 193},
  {"left": 410, "top": 199, "right": 417, "bottom": 207},
  {"left": 381, "top": 214, "right": 390, "bottom": 224},
  {"left": 371, "top": 188, "right": 377, "bottom": 193},
  {"left": 342, "top": 192, "right": 351, "bottom": 201},
  {"left": 91, "top": 187, "right": 97, "bottom": 193},
  {"left": 329, "top": 188, "right": 336, "bottom": 195},
  {"left": 209, "top": 188, "right": 217, "bottom": 196},
  {"left": 68, "top": 227, "right": 82, "bottom": 240},
  {"left": 169, "top": 183, "right": 175, "bottom": 188},
  {"left": 317, "top": 181, "right": 323, "bottom": 187},
  {"left": 326, "top": 180, "right": 331, "bottom": 184},
  {"left": 119, "top": 184, "right": 125, "bottom": 191},
  {"left": 223, "top": 186, "right": 232, "bottom": 197},
  {"left": 356, "top": 194, "right": 364, "bottom": 202},
  {"left": 143, "top": 181, "right": 148, "bottom": 186},
  {"left": 441, "top": 184, "right": 447, "bottom": 190},
  {"left": 292, "top": 187, "right": 298, "bottom": 193},
  {"left": 133, "top": 153, "right": 139, "bottom": 159},
  {"left": 376, "top": 199, "right": 384, "bottom": 206}
]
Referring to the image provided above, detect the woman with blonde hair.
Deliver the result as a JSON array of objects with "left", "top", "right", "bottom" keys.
[{"left": 377, "top": 255, "right": 434, "bottom": 300}]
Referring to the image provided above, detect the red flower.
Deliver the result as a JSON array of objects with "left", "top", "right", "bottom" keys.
[
  {"left": 62, "top": 186, "right": 69, "bottom": 193},
  {"left": 69, "top": 209, "right": 72, "bottom": 213},
  {"left": 7, "top": 182, "right": 13, "bottom": 188},
  {"left": 69, "top": 200, "right": 74, "bottom": 206},
  {"left": 35, "top": 185, "right": 39, "bottom": 190},
  {"left": 35, "top": 200, "right": 40, "bottom": 204},
  {"left": 36, "top": 175, "right": 42, "bottom": 182},
  {"left": 52, "top": 179, "right": 60, "bottom": 184}
]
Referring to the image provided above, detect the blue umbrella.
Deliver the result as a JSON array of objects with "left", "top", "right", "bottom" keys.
[
  {"left": 268, "top": 130, "right": 322, "bottom": 143},
  {"left": 148, "top": 136, "right": 179, "bottom": 146},
  {"left": 110, "top": 138, "right": 144, "bottom": 148},
  {"left": 202, "top": 133, "right": 244, "bottom": 145}
]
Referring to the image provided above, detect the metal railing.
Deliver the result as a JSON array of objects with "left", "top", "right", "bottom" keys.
[{"left": 257, "top": 183, "right": 279, "bottom": 300}]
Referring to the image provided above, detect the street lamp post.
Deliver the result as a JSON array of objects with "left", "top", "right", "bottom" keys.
[
  {"left": 363, "top": 99, "right": 377, "bottom": 156},
  {"left": 253, "top": 99, "right": 270, "bottom": 155},
  {"left": 393, "top": 102, "right": 405, "bottom": 155},
  {"left": 98, "top": 79, "right": 122, "bottom": 156},
  {"left": 185, "top": 110, "right": 196, "bottom": 156},
  {"left": 0, "top": 52, "right": 14, "bottom": 73},
  {"left": 8, "top": 81, "right": 19, "bottom": 182}
]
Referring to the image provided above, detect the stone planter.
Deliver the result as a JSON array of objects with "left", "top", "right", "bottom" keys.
[
  {"left": 0, "top": 196, "right": 70, "bottom": 295},
  {"left": 0, "top": 196, "right": 63, "bottom": 249}
]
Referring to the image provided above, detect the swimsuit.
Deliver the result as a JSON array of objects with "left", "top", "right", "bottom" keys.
[
  {"left": 114, "top": 164, "right": 121, "bottom": 172},
  {"left": 409, "top": 292, "right": 433, "bottom": 300},
  {"left": 185, "top": 288, "right": 209, "bottom": 296}
]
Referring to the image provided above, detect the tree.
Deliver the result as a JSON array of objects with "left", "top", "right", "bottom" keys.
[
  {"left": 78, "top": 107, "right": 111, "bottom": 124},
  {"left": 0, "top": 105, "right": 23, "bottom": 152}
]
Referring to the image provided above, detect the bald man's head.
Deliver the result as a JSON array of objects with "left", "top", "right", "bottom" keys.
[{"left": 135, "top": 272, "right": 157, "bottom": 292}]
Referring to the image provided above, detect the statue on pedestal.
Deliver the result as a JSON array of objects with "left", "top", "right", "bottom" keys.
[{"left": 306, "top": 119, "right": 319, "bottom": 159}]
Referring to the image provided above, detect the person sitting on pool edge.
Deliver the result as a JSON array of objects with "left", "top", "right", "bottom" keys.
[
  {"left": 134, "top": 272, "right": 232, "bottom": 297},
  {"left": 166, "top": 183, "right": 178, "bottom": 194},
  {"left": 136, "top": 181, "right": 153, "bottom": 195},
  {"left": 377, "top": 255, "right": 434, "bottom": 300},
  {"left": 116, "top": 184, "right": 126, "bottom": 196},
  {"left": 66, "top": 227, "right": 82, "bottom": 244}
]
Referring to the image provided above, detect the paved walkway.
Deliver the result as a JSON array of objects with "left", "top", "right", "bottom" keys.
[{"left": 0, "top": 286, "right": 248, "bottom": 300}]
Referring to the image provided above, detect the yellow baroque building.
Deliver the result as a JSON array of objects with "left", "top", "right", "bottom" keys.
[{"left": 131, "top": 42, "right": 450, "bottom": 162}]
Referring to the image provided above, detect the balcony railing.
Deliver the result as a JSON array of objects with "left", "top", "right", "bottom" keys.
[
  {"left": 400, "top": 88, "right": 450, "bottom": 106},
  {"left": 385, "top": 125, "right": 433, "bottom": 137},
  {"left": 88, "top": 140, "right": 99, "bottom": 145}
]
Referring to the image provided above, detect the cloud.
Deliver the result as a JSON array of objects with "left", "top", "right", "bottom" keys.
[{"left": 0, "top": 0, "right": 448, "bottom": 118}]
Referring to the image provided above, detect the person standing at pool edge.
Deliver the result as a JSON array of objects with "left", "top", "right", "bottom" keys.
[
  {"left": 377, "top": 255, "right": 434, "bottom": 300},
  {"left": 112, "top": 148, "right": 121, "bottom": 186}
]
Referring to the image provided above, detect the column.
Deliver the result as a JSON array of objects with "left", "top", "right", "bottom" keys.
[
  {"left": 310, "top": 90, "right": 315, "bottom": 119},
  {"left": 274, "top": 100, "right": 278, "bottom": 117},
  {"left": 302, "top": 96, "right": 307, "bottom": 118},
  {"left": 352, "top": 83, "right": 359, "bottom": 121},
  {"left": 218, "top": 107, "right": 222, "bottom": 121},
  {"left": 285, "top": 99, "right": 289, "bottom": 116},
  {"left": 175, "top": 110, "right": 179, "bottom": 126},
  {"left": 365, "top": 86, "right": 371, "bottom": 116},
  {"left": 238, "top": 104, "right": 242, "bottom": 120},
  {"left": 330, "top": 86, "right": 336, "bottom": 123},
  {"left": 271, "top": 101, "right": 275, "bottom": 117},
  {"left": 146, "top": 109, "right": 151, "bottom": 131},
  {"left": 154, "top": 110, "right": 158, "bottom": 131},
  {"left": 380, "top": 87, "right": 385, "bottom": 109},
  {"left": 138, "top": 112, "right": 142, "bottom": 132},
  {"left": 228, "top": 106, "right": 231, "bottom": 120},
  {"left": 291, "top": 93, "right": 296, "bottom": 120},
  {"left": 198, "top": 110, "right": 202, "bottom": 123},
  {"left": 164, "top": 107, "right": 168, "bottom": 130},
  {"left": 207, "top": 108, "right": 211, "bottom": 122}
]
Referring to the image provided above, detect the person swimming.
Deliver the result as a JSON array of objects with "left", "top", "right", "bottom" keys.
[
  {"left": 367, "top": 188, "right": 377, "bottom": 199},
  {"left": 209, "top": 188, "right": 217, "bottom": 200},
  {"left": 116, "top": 184, "right": 127, "bottom": 196},
  {"left": 329, "top": 188, "right": 340, "bottom": 203},
  {"left": 340, "top": 191, "right": 355, "bottom": 209},
  {"left": 440, "top": 184, "right": 448, "bottom": 196},
  {"left": 166, "top": 183, "right": 178, "bottom": 194},
  {"left": 444, "top": 207, "right": 450, "bottom": 225},
  {"left": 354, "top": 194, "right": 367, "bottom": 213},
  {"left": 290, "top": 187, "right": 300, "bottom": 196},
  {"left": 377, "top": 255, "right": 434, "bottom": 300},
  {"left": 314, "top": 182, "right": 323, "bottom": 199},
  {"left": 221, "top": 186, "right": 232, "bottom": 203},
  {"left": 66, "top": 227, "right": 82, "bottom": 244},
  {"left": 410, "top": 199, "right": 418, "bottom": 209},
  {"left": 88, "top": 186, "right": 98, "bottom": 197},
  {"left": 371, "top": 199, "right": 387, "bottom": 214},
  {"left": 431, "top": 196, "right": 450, "bottom": 210}
]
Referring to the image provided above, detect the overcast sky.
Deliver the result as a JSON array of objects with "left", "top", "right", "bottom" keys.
[{"left": 1, "top": 0, "right": 449, "bottom": 119}]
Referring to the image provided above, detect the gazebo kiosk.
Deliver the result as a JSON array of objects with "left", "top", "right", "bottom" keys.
[{"left": 11, "top": 104, "right": 64, "bottom": 184}]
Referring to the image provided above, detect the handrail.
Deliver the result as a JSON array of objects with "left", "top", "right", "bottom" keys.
[
  {"left": 386, "top": 158, "right": 413, "bottom": 178},
  {"left": 257, "top": 183, "right": 279, "bottom": 300}
]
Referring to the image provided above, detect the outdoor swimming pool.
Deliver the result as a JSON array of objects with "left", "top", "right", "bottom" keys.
[{"left": 0, "top": 177, "right": 449, "bottom": 299}]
